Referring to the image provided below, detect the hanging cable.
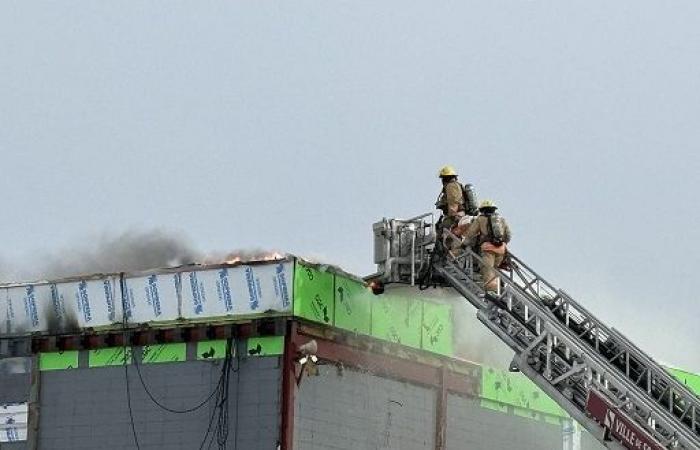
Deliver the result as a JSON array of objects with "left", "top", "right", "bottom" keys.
[
  {"left": 119, "top": 270, "right": 236, "bottom": 450},
  {"left": 198, "top": 337, "right": 236, "bottom": 450},
  {"left": 131, "top": 344, "right": 222, "bottom": 414}
]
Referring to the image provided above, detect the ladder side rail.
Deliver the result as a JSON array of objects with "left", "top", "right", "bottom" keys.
[
  {"left": 505, "top": 284, "right": 699, "bottom": 448},
  {"left": 499, "top": 267, "right": 700, "bottom": 445},
  {"left": 546, "top": 319, "right": 699, "bottom": 448},
  {"left": 548, "top": 326, "right": 698, "bottom": 449},
  {"left": 560, "top": 289, "right": 698, "bottom": 404},
  {"left": 555, "top": 291, "right": 700, "bottom": 425},
  {"left": 507, "top": 252, "right": 700, "bottom": 429},
  {"left": 506, "top": 252, "right": 561, "bottom": 297},
  {"left": 606, "top": 325, "right": 700, "bottom": 407},
  {"left": 441, "top": 258, "right": 678, "bottom": 447},
  {"left": 505, "top": 254, "right": 600, "bottom": 337},
  {"left": 459, "top": 276, "right": 613, "bottom": 438},
  {"left": 509, "top": 291, "right": 700, "bottom": 444},
  {"left": 606, "top": 326, "right": 700, "bottom": 431},
  {"left": 436, "top": 262, "right": 487, "bottom": 311},
  {"left": 472, "top": 307, "right": 626, "bottom": 447},
  {"left": 506, "top": 255, "right": 612, "bottom": 342},
  {"left": 444, "top": 253, "right": 700, "bottom": 448}
]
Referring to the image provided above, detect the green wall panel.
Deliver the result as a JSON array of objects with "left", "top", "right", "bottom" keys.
[
  {"left": 421, "top": 301, "right": 453, "bottom": 356},
  {"left": 480, "top": 399, "right": 509, "bottom": 413},
  {"left": 197, "top": 340, "right": 229, "bottom": 360},
  {"left": 668, "top": 367, "right": 700, "bottom": 395},
  {"left": 481, "top": 366, "right": 566, "bottom": 418},
  {"left": 294, "top": 263, "right": 335, "bottom": 325},
  {"left": 371, "top": 293, "right": 422, "bottom": 349},
  {"left": 142, "top": 343, "right": 186, "bottom": 364},
  {"left": 40, "top": 351, "right": 79, "bottom": 371},
  {"left": 334, "top": 277, "right": 372, "bottom": 334},
  {"left": 89, "top": 347, "right": 132, "bottom": 367},
  {"left": 247, "top": 336, "right": 284, "bottom": 356},
  {"left": 514, "top": 407, "right": 541, "bottom": 420},
  {"left": 544, "top": 415, "right": 564, "bottom": 426}
]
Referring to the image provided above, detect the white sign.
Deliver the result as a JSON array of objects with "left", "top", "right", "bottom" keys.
[
  {"left": 0, "top": 260, "right": 295, "bottom": 336},
  {"left": 181, "top": 262, "right": 292, "bottom": 319},
  {"left": 122, "top": 272, "right": 180, "bottom": 324},
  {"left": 0, "top": 403, "right": 28, "bottom": 443},
  {"left": 3, "top": 284, "right": 52, "bottom": 334},
  {"left": 50, "top": 277, "right": 121, "bottom": 329}
]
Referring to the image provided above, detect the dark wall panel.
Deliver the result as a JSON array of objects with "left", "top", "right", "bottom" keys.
[
  {"left": 37, "top": 350, "right": 281, "bottom": 450},
  {"left": 295, "top": 365, "right": 437, "bottom": 450}
]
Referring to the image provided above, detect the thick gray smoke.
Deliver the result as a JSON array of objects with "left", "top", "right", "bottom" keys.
[
  {"left": 0, "top": 230, "right": 287, "bottom": 284},
  {"left": 19, "top": 229, "right": 202, "bottom": 282}
]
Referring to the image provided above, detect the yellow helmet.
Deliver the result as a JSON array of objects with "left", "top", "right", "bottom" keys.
[
  {"left": 438, "top": 165, "right": 458, "bottom": 177},
  {"left": 479, "top": 199, "right": 497, "bottom": 209}
]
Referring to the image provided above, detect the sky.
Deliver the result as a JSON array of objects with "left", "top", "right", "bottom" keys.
[{"left": 1, "top": 2, "right": 699, "bottom": 371}]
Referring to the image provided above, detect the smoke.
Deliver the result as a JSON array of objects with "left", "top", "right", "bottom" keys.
[
  {"left": 386, "top": 285, "right": 514, "bottom": 369},
  {"left": 0, "top": 229, "right": 289, "bottom": 284},
  {"left": 7, "top": 229, "right": 202, "bottom": 282},
  {"left": 451, "top": 300, "right": 514, "bottom": 369}
]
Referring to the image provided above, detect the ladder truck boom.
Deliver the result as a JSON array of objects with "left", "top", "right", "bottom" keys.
[{"left": 370, "top": 214, "right": 700, "bottom": 450}]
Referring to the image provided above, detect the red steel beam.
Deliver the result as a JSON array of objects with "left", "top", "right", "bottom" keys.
[
  {"left": 435, "top": 366, "right": 448, "bottom": 450},
  {"left": 292, "top": 321, "right": 480, "bottom": 397},
  {"left": 280, "top": 321, "right": 298, "bottom": 450}
]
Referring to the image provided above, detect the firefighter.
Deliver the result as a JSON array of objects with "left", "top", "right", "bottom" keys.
[
  {"left": 435, "top": 165, "right": 465, "bottom": 233},
  {"left": 463, "top": 200, "right": 511, "bottom": 294}
]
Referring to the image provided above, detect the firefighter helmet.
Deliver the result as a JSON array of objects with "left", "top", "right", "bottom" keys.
[
  {"left": 438, "top": 166, "right": 458, "bottom": 177},
  {"left": 479, "top": 199, "right": 497, "bottom": 210}
]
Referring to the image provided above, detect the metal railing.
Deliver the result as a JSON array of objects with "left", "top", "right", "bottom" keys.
[{"left": 434, "top": 248, "right": 700, "bottom": 449}]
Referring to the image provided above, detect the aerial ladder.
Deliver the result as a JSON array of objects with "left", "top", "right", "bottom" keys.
[{"left": 370, "top": 214, "right": 700, "bottom": 450}]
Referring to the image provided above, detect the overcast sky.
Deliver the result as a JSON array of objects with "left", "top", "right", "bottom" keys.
[{"left": 1, "top": 2, "right": 699, "bottom": 371}]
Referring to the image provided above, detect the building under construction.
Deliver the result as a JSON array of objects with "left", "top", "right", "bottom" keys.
[{"left": 0, "top": 251, "right": 698, "bottom": 449}]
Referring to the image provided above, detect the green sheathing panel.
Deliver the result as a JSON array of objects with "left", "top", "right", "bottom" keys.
[
  {"left": 334, "top": 277, "right": 372, "bottom": 334},
  {"left": 371, "top": 293, "right": 422, "bottom": 349},
  {"left": 294, "top": 263, "right": 335, "bottom": 325},
  {"left": 293, "top": 263, "right": 456, "bottom": 356},
  {"left": 421, "top": 301, "right": 453, "bottom": 356},
  {"left": 481, "top": 366, "right": 566, "bottom": 418},
  {"left": 142, "top": 343, "right": 187, "bottom": 364},
  {"left": 40, "top": 351, "right": 79, "bottom": 371},
  {"left": 247, "top": 336, "right": 284, "bottom": 356},
  {"left": 668, "top": 367, "right": 700, "bottom": 395},
  {"left": 480, "top": 398, "right": 509, "bottom": 413},
  {"left": 544, "top": 415, "right": 564, "bottom": 426},
  {"left": 89, "top": 347, "right": 132, "bottom": 367},
  {"left": 197, "top": 340, "right": 229, "bottom": 360}
]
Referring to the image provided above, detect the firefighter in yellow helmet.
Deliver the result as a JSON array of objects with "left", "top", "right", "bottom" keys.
[
  {"left": 436, "top": 166, "right": 479, "bottom": 253},
  {"left": 435, "top": 166, "right": 465, "bottom": 233},
  {"left": 463, "top": 200, "right": 511, "bottom": 295}
]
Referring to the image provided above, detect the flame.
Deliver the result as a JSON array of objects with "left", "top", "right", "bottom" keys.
[
  {"left": 225, "top": 256, "right": 242, "bottom": 264},
  {"left": 223, "top": 251, "right": 285, "bottom": 265},
  {"left": 262, "top": 251, "right": 285, "bottom": 261}
]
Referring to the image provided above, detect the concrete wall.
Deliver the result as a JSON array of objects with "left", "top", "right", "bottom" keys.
[
  {"left": 446, "top": 394, "right": 564, "bottom": 450},
  {"left": 294, "top": 365, "right": 437, "bottom": 450},
  {"left": 0, "top": 339, "right": 612, "bottom": 450},
  {"left": 293, "top": 364, "right": 608, "bottom": 450},
  {"left": 36, "top": 343, "right": 281, "bottom": 450},
  {"left": 446, "top": 394, "right": 605, "bottom": 450}
]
